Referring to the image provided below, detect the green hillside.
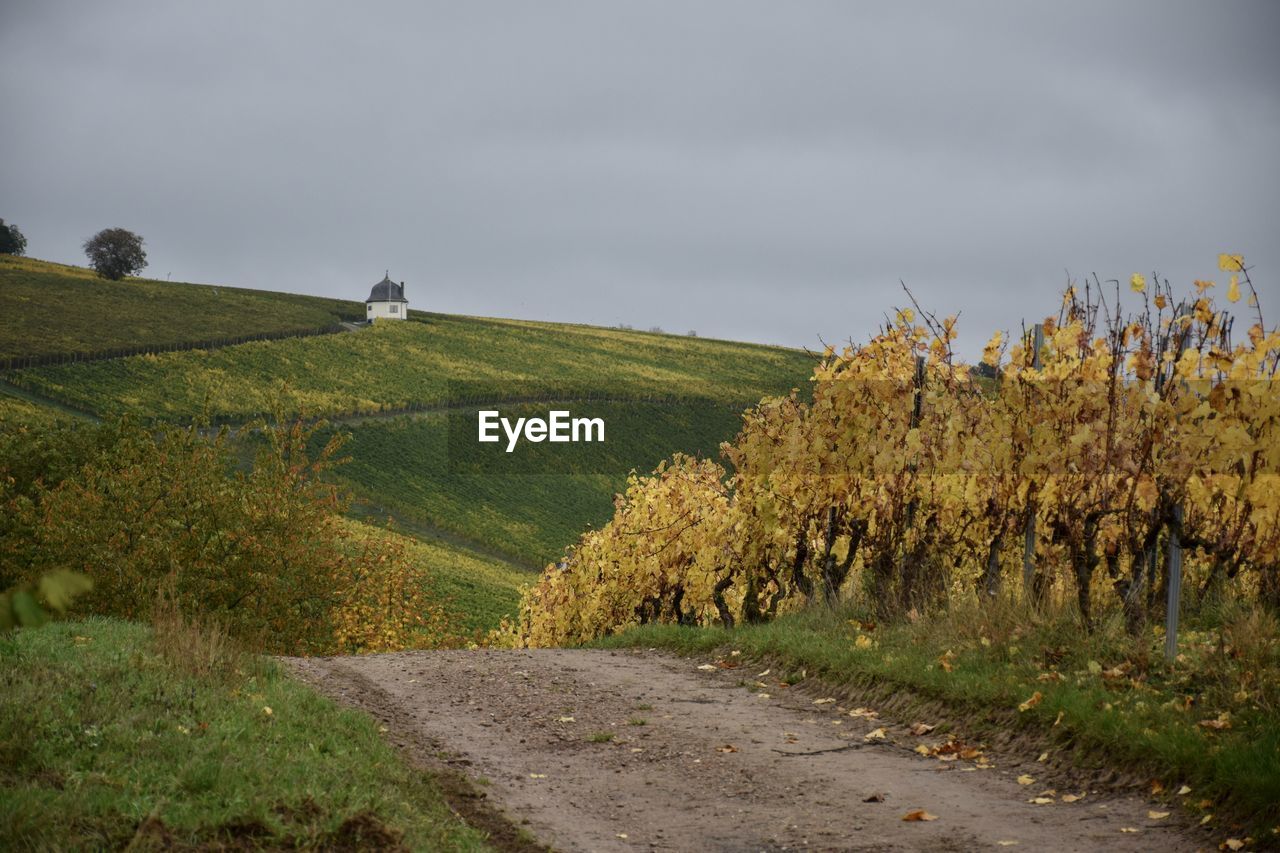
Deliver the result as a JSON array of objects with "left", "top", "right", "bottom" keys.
[
  {"left": 7, "top": 312, "right": 811, "bottom": 422},
  {"left": 3, "top": 259, "right": 816, "bottom": 627},
  {"left": 0, "top": 255, "right": 362, "bottom": 363},
  {"left": 322, "top": 400, "right": 746, "bottom": 567}
]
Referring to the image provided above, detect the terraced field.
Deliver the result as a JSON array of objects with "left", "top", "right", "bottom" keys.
[{"left": 8, "top": 315, "right": 810, "bottom": 422}]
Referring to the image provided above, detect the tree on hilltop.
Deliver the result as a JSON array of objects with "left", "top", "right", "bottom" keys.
[
  {"left": 0, "top": 219, "right": 26, "bottom": 256},
  {"left": 83, "top": 228, "right": 147, "bottom": 280}
]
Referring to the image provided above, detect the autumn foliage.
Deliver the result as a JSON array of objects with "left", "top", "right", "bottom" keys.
[
  {"left": 502, "top": 259, "right": 1280, "bottom": 646},
  {"left": 0, "top": 416, "right": 453, "bottom": 654}
]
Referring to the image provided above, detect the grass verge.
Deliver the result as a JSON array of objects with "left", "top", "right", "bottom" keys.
[
  {"left": 597, "top": 600, "right": 1280, "bottom": 836},
  {"left": 0, "top": 617, "right": 493, "bottom": 851}
]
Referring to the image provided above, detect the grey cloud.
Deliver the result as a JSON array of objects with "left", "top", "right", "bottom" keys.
[{"left": 2, "top": 0, "right": 1277, "bottom": 358}]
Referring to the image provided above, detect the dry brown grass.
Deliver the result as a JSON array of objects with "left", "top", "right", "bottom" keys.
[{"left": 150, "top": 575, "right": 247, "bottom": 681}]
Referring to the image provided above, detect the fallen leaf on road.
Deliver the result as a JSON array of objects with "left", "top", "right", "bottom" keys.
[
  {"left": 862, "top": 792, "right": 885, "bottom": 803},
  {"left": 756, "top": 669, "right": 771, "bottom": 677},
  {"left": 933, "top": 739, "right": 983, "bottom": 761},
  {"left": 902, "top": 809, "right": 937, "bottom": 822},
  {"left": 1177, "top": 784, "right": 1192, "bottom": 795},
  {"left": 1037, "top": 751, "right": 1049, "bottom": 762},
  {"left": 914, "top": 744, "right": 933, "bottom": 756},
  {"left": 1029, "top": 797, "right": 1054, "bottom": 805},
  {"left": 529, "top": 773, "right": 547, "bottom": 779},
  {"left": 849, "top": 707, "right": 877, "bottom": 718},
  {"left": 1120, "top": 827, "right": 1139, "bottom": 833},
  {"left": 617, "top": 833, "right": 628, "bottom": 839},
  {"left": 1018, "top": 691, "right": 1043, "bottom": 712},
  {"left": 864, "top": 728, "right": 887, "bottom": 741},
  {"left": 1148, "top": 811, "right": 1170, "bottom": 820},
  {"left": 557, "top": 716, "right": 575, "bottom": 723},
  {"left": 1200, "top": 815, "right": 1213, "bottom": 825},
  {"left": 997, "top": 842, "right": 1019, "bottom": 847},
  {"left": 716, "top": 744, "right": 738, "bottom": 753},
  {"left": 813, "top": 698, "right": 835, "bottom": 705},
  {"left": 715, "top": 660, "right": 739, "bottom": 669},
  {"left": 756, "top": 692, "right": 771, "bottom": 699},
  {"left": 909, "top": 722, "right": 935, "bottom": 735},
  {"left": 1222, "top": 840, "right": 1244, "bottom": 851},
  {"left": 697, "top": 664, "right": 716, "bottom": 671},
  {"left": 1016, "top": 775, "right": 1034, "bottom": 786},
  {"left": 1061, "top": 793, "right": 1085, "bottom": 803}
]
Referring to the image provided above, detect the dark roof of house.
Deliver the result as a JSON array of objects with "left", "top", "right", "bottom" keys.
[{"left": 366, "top": 273, "right": 408, "bottom": 303}]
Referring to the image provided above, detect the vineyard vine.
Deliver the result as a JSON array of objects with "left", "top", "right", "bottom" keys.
[{"left": 500, "top": 257, "right": 1280, "bottom": 646}]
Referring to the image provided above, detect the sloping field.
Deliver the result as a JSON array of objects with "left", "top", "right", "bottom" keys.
[
  {"left": 5, "top": 312, "right": 812, "bottom": 421},
  {"left": 3, "top": 262, "right": 813, "bottom": 584},
  {"left": 322, "top": 400, "right": 745, "bottom": 566},
  {"left": 0, "top": 255, "right": 362, "bottom": 363}
]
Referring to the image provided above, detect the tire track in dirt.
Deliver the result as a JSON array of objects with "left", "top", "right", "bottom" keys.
[{"left": 284, "top": 649, "right": 1203, "bottom": 852}]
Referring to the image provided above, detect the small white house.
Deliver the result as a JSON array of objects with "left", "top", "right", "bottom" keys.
[{"left": 366, "top": 272, "right": 408, "bottom": 320}]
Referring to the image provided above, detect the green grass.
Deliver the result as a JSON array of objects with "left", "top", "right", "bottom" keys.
[
  {"left": 0, "top": 618, "right": 492, "bottom": 851},
  {"left": 321, "top": 400, "right": 746, "bottom": 566},
  {"left": 597, "top": 601, "right": 1280, "bottom": 832},
  {"left": 0, "top": 255, "right": 363, "bottom": 363},
  {"left": 343, "top": 519, "right": 530, "bottom": 634},
  {"left": 0, "top": 392, "right": 67, "bottom": 431},
  {"left": 8, "top": 310, "right": 812, "bottom": 422}
]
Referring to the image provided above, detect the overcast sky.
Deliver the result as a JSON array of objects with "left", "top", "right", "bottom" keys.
[{"left": 3, "top": 1, "right": 1277, "bottom": 356}]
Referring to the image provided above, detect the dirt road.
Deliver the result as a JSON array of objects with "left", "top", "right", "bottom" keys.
[{"left": 285, "top": 649, "right": 1203, "bottom": 852}]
